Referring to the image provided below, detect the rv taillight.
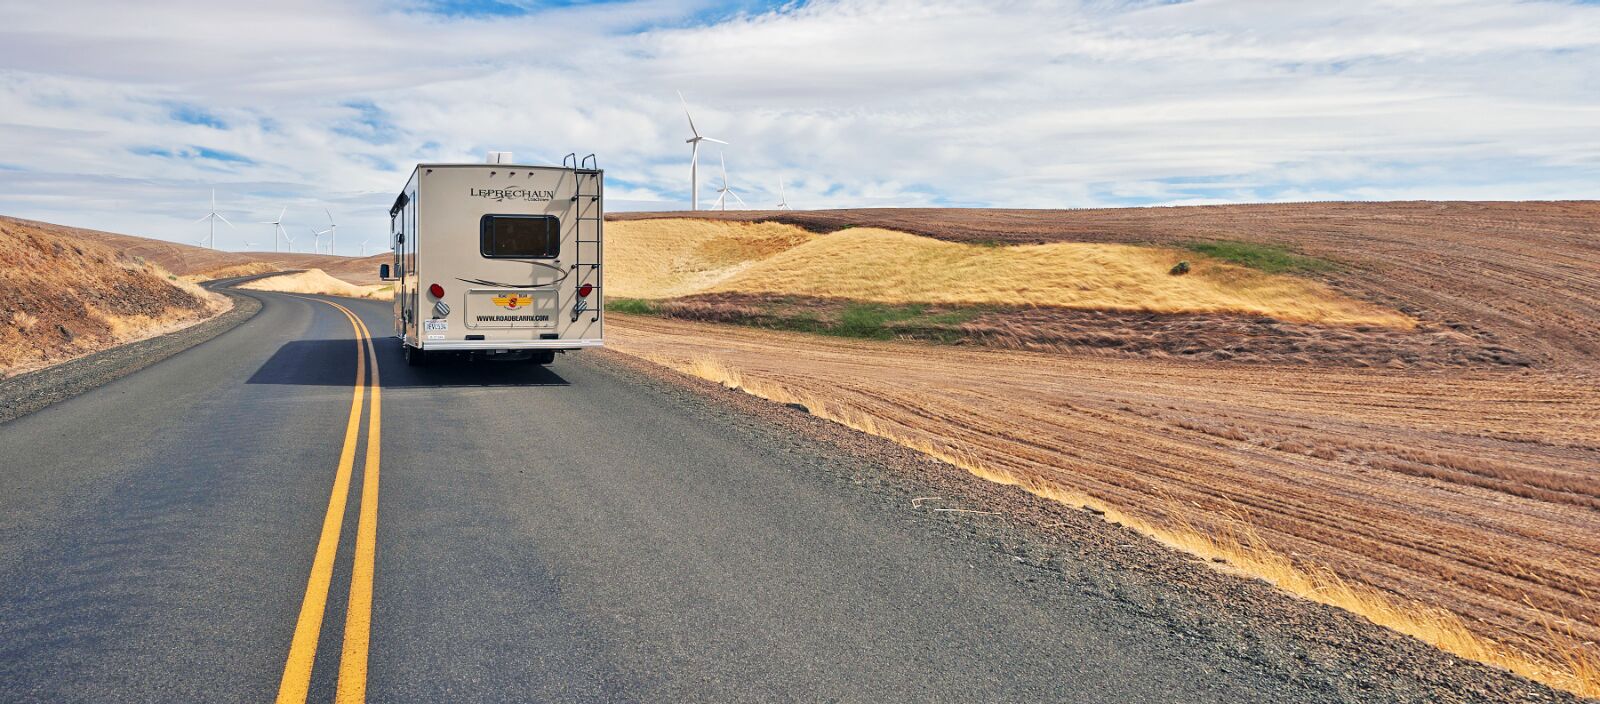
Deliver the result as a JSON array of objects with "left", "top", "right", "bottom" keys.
[
  {"left": 577, "top": 283, "right": 594, "bottom": 298},
  {"left": 428, "top": 283, "right": 445, "bottom": 299}
]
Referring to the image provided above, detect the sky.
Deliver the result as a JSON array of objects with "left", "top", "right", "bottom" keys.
[{"left": 0, "top": 0, "right": 1596, "bottom": 255}]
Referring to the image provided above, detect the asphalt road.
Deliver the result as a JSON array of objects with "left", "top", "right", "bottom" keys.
[{"left": 0, "top": 289, "right": 1346, "bottom": 702}]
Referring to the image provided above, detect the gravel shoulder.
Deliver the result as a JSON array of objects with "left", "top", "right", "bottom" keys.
[
  {"left": 594, "top": 348, "right": 1586, "bottom": 703},
  {"left": 0, "top": 277, "right": 268, "bottom": 424}
]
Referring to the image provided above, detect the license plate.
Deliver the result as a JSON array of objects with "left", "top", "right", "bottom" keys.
[{"left": 424, "top": 319, "right": 448, "bottom": 332}]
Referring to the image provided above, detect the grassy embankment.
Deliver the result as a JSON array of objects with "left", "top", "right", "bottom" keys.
[{"left": 603, "top": 219, "right": 1392, "bottom": 343}]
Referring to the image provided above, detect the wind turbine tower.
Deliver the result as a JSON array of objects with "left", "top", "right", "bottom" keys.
[
  {"left": 193, "top": 190, "right": 233, "bottom": 249},
  {"left": 776, "top": 177, "right": 791, "bottom": 210},
  {"left": 323, "top": 209, "right": 338, "bottom": 255},
  {"left": 678, "top": 91, "right": 726, "bottom": 211},
  {"left": 712, "top": 152, "right": 747, "bottom": 210},
  {"left": 262, "top": 207, "right": 289, "bottom": 252}
]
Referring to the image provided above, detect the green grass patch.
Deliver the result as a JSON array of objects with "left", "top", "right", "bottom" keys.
[
  {"left": 832, "top": 303, "right": 928, "bottom": 339},
  {"left": 606, "top": 297, "right": 659, "bottom": 315},
  {"left": 1183, "top": 241, "right": 1335, "bottom": 274}
]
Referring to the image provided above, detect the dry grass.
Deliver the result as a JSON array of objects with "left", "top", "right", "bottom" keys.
[
  {"left": 180, "top": 261, "right": 283, "bottom": 282},
  {"left": 238, "top": 269, "right": 393, "bottom": 300},
  {"left": 0, "top": 219, "right": 229, "bottom": 377},
  {"left": 656, "top": 348, "right": 1600, "bottom": 698},
  {"left": 613, "top": 202, "right": 1600, "bottom": 367},
  {"left": 607, "top": 219, "right": 816, "bottom": 299},
  {"left": 608, "top": 220, "right": 1408, "bottom": 327}
]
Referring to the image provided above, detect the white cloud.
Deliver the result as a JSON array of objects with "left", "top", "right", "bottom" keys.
[{"left": 0, "top": 0, "right": 1596, "bottom": 252}]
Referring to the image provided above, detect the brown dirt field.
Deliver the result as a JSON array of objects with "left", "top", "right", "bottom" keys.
[
  {"left": 1, "top": 216, "right": 389, "bottom": 285},
  {"left": 612, "top": 202, "right": 1600, "bottom": 368},
  {"left": 0, "top": 218, "right": 227, "bottom": 377},
  {"left": 609, "top": 313, "right": 1600, "bottom": 688}
]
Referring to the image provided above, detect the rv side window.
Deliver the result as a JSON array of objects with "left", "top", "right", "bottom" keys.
[{"left": 480, "top": 215, "right": 560, "bottom": 259}]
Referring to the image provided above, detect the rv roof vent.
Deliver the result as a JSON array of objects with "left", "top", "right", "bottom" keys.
[{"left": 486, "top": 151, "right": 513, "bottom": 164}]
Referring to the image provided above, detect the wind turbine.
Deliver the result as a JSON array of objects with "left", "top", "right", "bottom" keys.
[
  {"left": 243, "top": 240, "right": 261, "bottom": 249},
  {"left": 283, "top": 228, "right": 297, "bottom": 253},
  {"left": 359, "top": 236, "right": 373, "bottom": 256},
  {"left": 679, "top": 91, "right": 726, "bottom": 211},
  {"left": 193, "top": 189, "right": 233, "bottom": 249},
  {"left": 309, "top": 226, "right": 329, "bottom": 255},
  {"left": 261, "top": 207, "right": 289, "bottom": 252},
  {"left": 322, "top": 209, "right": 338, "bottom": 255},
  {"left": 776, "top": 176, "right": 791, "bottom": 210},
  {"left": 712, "top": 152, "right": 747, "bottom": 210}
]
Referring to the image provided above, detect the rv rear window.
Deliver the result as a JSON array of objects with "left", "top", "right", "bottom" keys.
[{"left": 480, "top": 215, "right": 560, "bottom": 259}]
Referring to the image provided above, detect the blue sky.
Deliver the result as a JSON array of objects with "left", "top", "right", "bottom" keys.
[{"left": 0, "top": 0, "right": 1596, "bottom": 254}]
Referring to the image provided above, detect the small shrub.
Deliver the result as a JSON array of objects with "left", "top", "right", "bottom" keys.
[
  {"left": 606, "top": 298, "right": 659, "bottom": 315},
  {"left": 1169, "top": 261, "right": 1191, "bottom": 276}
]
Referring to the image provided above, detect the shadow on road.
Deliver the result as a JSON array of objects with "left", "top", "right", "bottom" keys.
[{"left": 247, "top": 338, "right": 572, "bottom": 388}]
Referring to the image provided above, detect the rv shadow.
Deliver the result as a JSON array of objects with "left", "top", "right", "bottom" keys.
[{"left": 247, "top": 338, "right": 571, "bottom": 388}]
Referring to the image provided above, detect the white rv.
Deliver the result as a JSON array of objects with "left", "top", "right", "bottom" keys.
[{"left": 379, "top": 153, "right": 603, "bottom": 365}]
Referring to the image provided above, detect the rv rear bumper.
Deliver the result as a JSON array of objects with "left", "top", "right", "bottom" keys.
[{"left": 412, "top": 338, "right": 604, "bottom": 351}]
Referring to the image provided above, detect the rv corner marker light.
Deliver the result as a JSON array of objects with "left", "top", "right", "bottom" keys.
[
  {"left": 577, "top": 283, "right": 594, "bottom": 298},
  {"left": 428, "top": 283, "right": 445, "bottom": 299}
]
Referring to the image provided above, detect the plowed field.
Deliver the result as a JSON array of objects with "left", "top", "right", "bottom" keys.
[{"left": 608, "top": 202, "right": 1600, "bottom": 689}]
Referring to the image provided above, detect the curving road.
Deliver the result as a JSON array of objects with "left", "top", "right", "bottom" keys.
[{"left": 0, "top": 288, "right": 1422, "bottom": 702}]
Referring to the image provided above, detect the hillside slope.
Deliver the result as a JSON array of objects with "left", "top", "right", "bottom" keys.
[
  {"left": 607, "top": 219, "right": 1408, "bottom": 327},
  {"left": 0, "top": 216, "right": 387, "bottom": 285},
  {"left": 0, "top": 218, "right": 227, "bottom": 377},
  {"left": 613, "top": 202, "right": 1600, "bottom": 368}
]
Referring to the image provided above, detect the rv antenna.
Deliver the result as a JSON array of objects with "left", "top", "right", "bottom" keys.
[
  {"left": 192, "top": 189, "right": 234, "bottom": 249},
  {"left": 776, "top": 177, "right": 791, "bottom": 210},
  {"left": 323, "top": 209, "right": 338, "bottom": 255},
  {"left": 260, "top": 206, "right": 289, "bottom": 252},
  {"left": 679, "top": 91, "right": 726, "bottom": 211},
  {"left": 712, "top": 152, "right": 747, "bottom": 210}
]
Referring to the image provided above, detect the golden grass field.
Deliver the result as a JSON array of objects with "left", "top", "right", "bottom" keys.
[
  {"left": 237, "top": 269, "right": 393, "bottom": 301},
  {"left": 607, "top": 220, "right": 1410, "bottom": 327}
]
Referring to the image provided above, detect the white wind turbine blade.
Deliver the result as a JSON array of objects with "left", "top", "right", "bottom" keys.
[
  {"left": 277, "top": 206, "right": 287, "bottom": 222},
  {"left": 324, "top": 208, "right": 335, "bottom": 225},
  {"left": 730, "top": 190, "right": 748, "bottom": 208},
  {"left": 701, "top": 137, "right": 727, "bottom": 145},
  {"left": 678, "top": 90, "right": 700, "bottom": 138},
  {"left": 720, "top": 152, "right": 729, "bottom": 186},
  {"left": 195, "top": 213, "right": 214, "bottom": 223},
  {"left": 214, "top": 212, "right": 234, "bottom": 227}
]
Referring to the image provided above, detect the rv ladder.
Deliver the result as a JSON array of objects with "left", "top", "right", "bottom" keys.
[{"left": 567, "top": 153, "right": 602, "bottom": 322}]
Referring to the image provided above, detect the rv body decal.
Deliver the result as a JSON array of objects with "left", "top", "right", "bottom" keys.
[{"left": 469, "top": 187, "right": 555, "bottom": 202}]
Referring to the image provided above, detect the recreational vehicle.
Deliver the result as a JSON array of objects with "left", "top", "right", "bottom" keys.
[{"left": 379, "top": 153, "right": 603, "bottom": 365}]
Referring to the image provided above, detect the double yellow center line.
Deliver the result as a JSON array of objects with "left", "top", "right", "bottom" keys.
[{"left": 277, "top": 298, "right": 382, "bottom": 704}]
